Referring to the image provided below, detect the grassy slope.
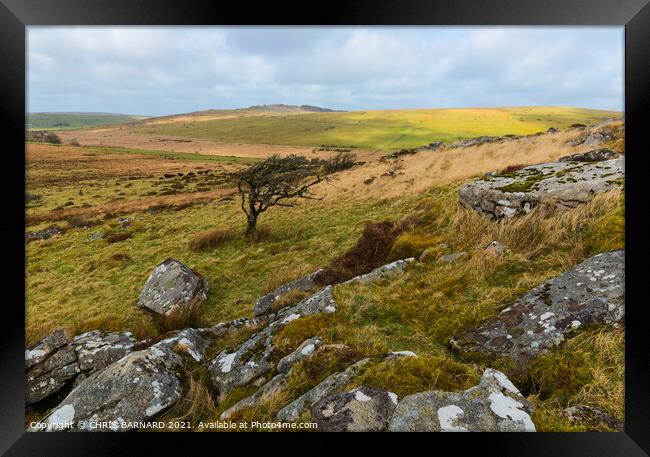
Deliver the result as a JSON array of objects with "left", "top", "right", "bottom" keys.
[
  {"left": 132, "top": 106, "right": 620, "bottom": 150},
  {"left": 25, "top": 118, "right": 625, "bottom": 431},
  {"left": 27, "top": 113, "right": 149, "bottom": 130}
]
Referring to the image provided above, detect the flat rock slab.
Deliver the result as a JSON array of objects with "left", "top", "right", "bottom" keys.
[
  {"left": 452, "top": 250, "right": 624, "bottom": 364},
  {"left": 312, "top": 386, "right": 398, "bottom": 432},
  {"left": 254, "top": 269, "right": 323, "bottom": 317},
  {"left": 26, "top": 330, "right": 80, "bottom": 406},
  {"left": 71, "top": 331, "right": 136, "bottom": 374},
  {"left": 38, "top": 329, "right": 208, "bottom": 431},
  {"left": 459, "top": 157, "right": 624, "bottom": 218},
  {"left": 558, "top": 148, "right": 621, "bottom": 163},
  {"left": 138, "top": 258, "right": 209, "bottom": 315},
  {"left": 388, "top": 368, "right": 535, "bottom": 432}
]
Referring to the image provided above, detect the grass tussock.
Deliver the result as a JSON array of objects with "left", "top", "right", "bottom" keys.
[
  {"left": 348, "top": 354, "right": 481, "bottom": 397},
  {"left": 104, "top": 231, "right": 133, "bottom": 243},
  {"left": 161, "top": 375, "right": 218, "bottom": 429},
  {"left": 153, "top": 301, "right": 208, "bottom": 335},
  {"left": 189, "top": 227, "right": 235, "bottom": 252},
  {"left": 262, "top": 265, "right": 312, "bottom": 294}
]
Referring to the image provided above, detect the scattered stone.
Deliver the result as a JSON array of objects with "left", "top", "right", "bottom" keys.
[
  {"left": 563, "top": 405, "right": 624, "bottom": 431},
  {"left": 558, "top": 148, "right": 621, "bottom": 163},
  {"left": 311, "top": 386, "right": 398, "bottom": 432},
  {"left": 387, "top": 350, "right": 417, "bottom": 359},
  {"left": 451, "top": 250, "right": 624, "bottom": 365},
  {"left": 459, "top": 157, "right": 624, "bottom": 219},
  {"left": 138, "top": 258, "right": 209, "bottom": 315},
  {"left": 26, "top": 227, "right": 62, "bottom": 243},
  {"left": 88, "top": 231, "right": 104, "bottom": 241},
  {"left": 547, "top": 127, "right": 559, "bottom": 133},
  {"left": 26, "top": 331, "right": 80, "bottom": 406},
  {"left": 38, "top": 329, "right": 208, "bottom": 431},
  {"left": 440, "top": 252, "right": 468, "bottom": 263},
  {"left": 388, "top": 368, "right": 535, "bottom": 432},
  {"left": 484, "top": 241, "right": 507, "bottom": 256},
  {"left": 71, "top": 331, "right": 136, "bottom": 374},
  {"left": 254, "top": 269, "right": 324, "bottom": 317},
  {"left": 277, "top": 337, "right": 323, "bottom": 374},
  {"left": 343, "top": 258, "right": 415, "bottom": 285},
  {"left": 276, "top": 358, "right": 370, "bottom": 422}
]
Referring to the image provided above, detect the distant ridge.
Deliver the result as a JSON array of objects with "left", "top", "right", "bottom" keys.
[{"left": 245, "top": 104, "right": 344, "bottom": 113}]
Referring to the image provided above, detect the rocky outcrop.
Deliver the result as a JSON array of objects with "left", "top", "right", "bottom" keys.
[
  {"left": 277, "top": 337, "right": 322, "bottom": 374},
  {"left": 558, "top": 148, "right": 621, "bottom": 163},
  {"left": 388, "top": 368, "right": 535, "bottom": 432},
  {"left": 254, "top": 270, "right": 323, "bottom": 317},
  {"left": 208, "top": 287, "right": 338, "bottom": 400},
  {"left": 276, "top": 358, "right": 370, "bottom": 422},
  {"left": 569, "top": 130, "right": 615, "bottom": 147},
  {"left": 71, "top": 331, "right": 136, "bottom": 374},
  {"left": 459, "top": 157, "right": 624, "bottom": 218},
  {"left": 343, "top": 258, "right": 414, "bottom": 286},
  {"left": 26, "top": 331, "right": 80, "bottom": 406},
  {"left": 311, "top": 386, "right": 398, "bottom": 432},
  {"left": 39, "top": 329, "right": 208, "bottom": 431},
  {"left": 451, "top": 250, "right": 624, "bottom": 365},
  {"left": 563, "top": 405, "right": 624, "bottom": 431},
  {"left": 138, "top": 258, "right": 209, "bottom": 315}
]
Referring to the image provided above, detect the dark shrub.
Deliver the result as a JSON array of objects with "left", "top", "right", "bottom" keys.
[
  {"left": 323, "top": 151, "right": 357, "bottom": 174},
  {"left": 500, "top": 164, "right": 526, "bottom": 175},
  {"left": 105, "top": 231, "right": 132, "bottom": 243},
  {"left": 44, "top": 132, "right": 62, "bottom": 145},
  {"left": 315, "top": 221, "right": 399, "bottom": 285}
]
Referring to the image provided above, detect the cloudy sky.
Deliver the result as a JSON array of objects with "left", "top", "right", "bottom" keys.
[{"left": 27, "top": 27, "right": 623, "bottom": 116}]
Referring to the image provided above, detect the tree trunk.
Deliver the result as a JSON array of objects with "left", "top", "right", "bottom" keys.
[{"left": 246, "top": 213, "right": 257, "bottom": 237}]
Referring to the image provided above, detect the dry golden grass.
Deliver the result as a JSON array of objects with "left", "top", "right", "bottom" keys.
[
  {"left": 315, "top": 122, "right": 623, "bottom": 200},
  {"left": 189, "top": 227, "right": 236, "bottom": 252}
]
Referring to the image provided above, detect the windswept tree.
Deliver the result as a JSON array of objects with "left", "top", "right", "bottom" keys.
[{"left": 233, "top": 154, "right": 326, "bottom": 237}]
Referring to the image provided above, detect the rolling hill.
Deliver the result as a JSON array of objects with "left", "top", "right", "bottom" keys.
[
  {"left": 125, "top": 106, "right": 620, "bottom": 151},
  {"left": 27, "top": 112, "right": 150, "bottom": 130}
]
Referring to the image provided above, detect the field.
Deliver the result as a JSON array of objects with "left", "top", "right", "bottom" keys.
[
  {"left": 25, "top": 108, "right": 625, "bottom": 431},
  {"left": 27, "top": 112, "right": 149, "bottom": 130},
  {"left": 56, "top": 106, "right": 620, "bottom": 151}
]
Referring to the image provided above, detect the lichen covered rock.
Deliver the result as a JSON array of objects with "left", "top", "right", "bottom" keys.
[
  {"left": 343, "top": 258, "right": 414, "bottom": 285},
  {"left": 138, "top": 258, "right": 208, "bottom": 315},
  {"left": 452, "top": 250, "right": 624, "bottom": 364},
  {"left": 388, "top": 368, "right": 535, "bottom": 432},
  {"left": 276, "top": 358, "right": 370, "bottom": 422},
  {"left": 277, "top": 336, "right": 322, "bottom": 374},
  {"left": 26, "top": 330, "right": 80, "bottom": 405},
  {"left": 459, "top": 157, "right": 624, "bottom": 219},
  {"left": 71, "top": 331, "right": 136, "bottom": 374},
  {"left": 311, "top": 386, "right": 398, "bottom": 432},
  {"left": 254, "top": 269, "right": 323, "bottom": 317},
  {"left": 39, "top": 329, "right": 208, "bottom": 431}
]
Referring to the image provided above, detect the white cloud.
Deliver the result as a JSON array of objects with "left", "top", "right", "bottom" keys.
[{"left": 27, "top": 26, "right": 623, "bottom": 115}]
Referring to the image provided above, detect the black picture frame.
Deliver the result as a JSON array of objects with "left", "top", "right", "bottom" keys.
[{"left": 1, "top": 0, "right": 648, "bottom": 455}]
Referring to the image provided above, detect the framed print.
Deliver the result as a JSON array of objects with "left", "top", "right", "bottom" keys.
[{"left": 1, "top": 0, "right": 649, "bottom": 454}]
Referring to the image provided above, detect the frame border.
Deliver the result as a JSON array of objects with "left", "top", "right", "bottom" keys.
[{"left": 2, "top": 0, "right": 648, "bottom": 454}]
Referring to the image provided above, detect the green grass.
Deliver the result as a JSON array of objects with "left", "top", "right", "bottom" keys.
[
  {"left": 132, "top": 106, "right": 620, "bottom": 150},
  {"left": 27, "top": 112, "right": 149, "bottom": 130},
  {"left": 88, "top": 146, "right": 259, "bottom": 164}
]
